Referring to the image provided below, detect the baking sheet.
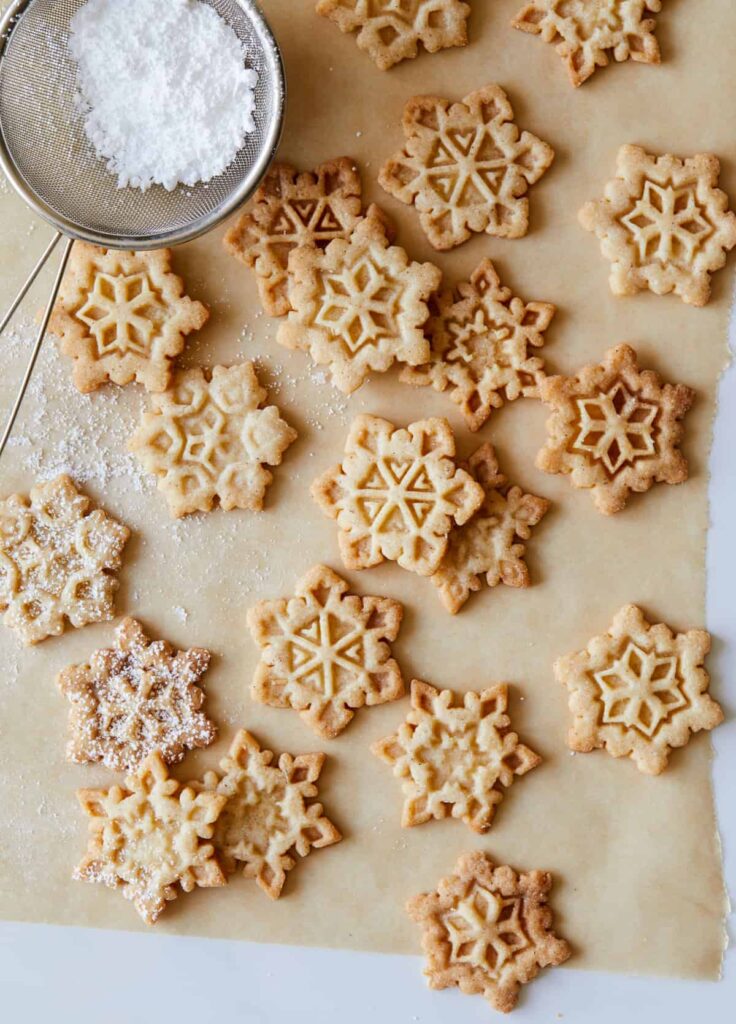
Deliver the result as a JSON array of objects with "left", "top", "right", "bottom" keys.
[{"left": 0, "top": 0, "right": 731, "bottom": 978}]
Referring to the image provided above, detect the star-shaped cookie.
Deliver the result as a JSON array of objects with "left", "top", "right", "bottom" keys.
[
  {"left": 248, "top": 564, "right": 404, "bottom": 738},
  {"left": 372, "top": 679, "right": 541, "bottom": 832},
  {"left": 536, "top": 343, "right": 693, "bottom": 514},
  {"left": 201, "top": 729, "right": 341, "bottom": 899},
  {"left": 379, "top": 84, "right": 554, "bottom": 250},
  {"left": 407, "top": 851, "right": 570, "bottom": 1013},
  {"left": 555, "top": 604, "right": 723, "bottom": 774},
  {"left": 579, "top": 145, "right": 736, "bottom": 306},
  {"left": 432, "top": 444, "right": 550, "bottom": 614}
]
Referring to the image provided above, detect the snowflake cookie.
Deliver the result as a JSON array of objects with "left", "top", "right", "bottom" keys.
[
  {"left": 74, "top": 752, "right": 226, "bottom": 924},
  {"left": 129, "top": 362, "right": 297, "bottom": 517},
  {"left": 536, "top": 343, "right": 693, "bottom": 515},
  {"left": 58, "top": 617, "right": 216, "bottom": 772},
  {"left": 579, "top": 145, "right": 736, "bottom": 306},
  {"left": 248, "top": 564, "right": 404, "bottom": 738},
  {"left": 312, "top": 415, "right": 484, "bottom": 577},
  {"left": 401, "top": 258, "right": 556, "bottom": 430},
  {"left": 316, "top": 0, "right": 470, "bottom": 70},
  {"left": 408, "top": 850, "right": 570, "bottom": 1013},
  {"left": 432, "top": 444, "right": 550, "bottom": 614},
  {"left": 0, "top": 475, "right": 130, "bottom": 645},
  {"left": 512, "top": 1, "right": 662, "bottom": 88},
  {"left": 49, "top": 242, "right": 208, "bottom": 393},
  {"left": 373, "top": 680, "right": 541, "bottom": 832},
  {"left": 555, "top": 604, "right": 723, "bottom": 774},
  {"left": 278, "top": 208, "right": 440, "bottom": 394},
  {"left": 201, "top": 729, "right": 341, "bottom": 899},
  {"left": 379, "top": 84, "right": 554, "bottom": 250},
  {"left": 223, "top": 158, "right": 363, "bottom": 317}
]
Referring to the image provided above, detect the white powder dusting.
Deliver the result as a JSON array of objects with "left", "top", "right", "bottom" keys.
[{"left": 68, "top": 0, "right": 258, "bottom": 190}]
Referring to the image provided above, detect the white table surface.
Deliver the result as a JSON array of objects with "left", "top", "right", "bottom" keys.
[{"left": 1, "top": 325, "right": 733, "bottom": 1024}]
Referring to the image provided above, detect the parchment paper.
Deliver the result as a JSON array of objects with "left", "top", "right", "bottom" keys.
[{"left": 0, "top": 0, "right": 731, "bottom": 979}]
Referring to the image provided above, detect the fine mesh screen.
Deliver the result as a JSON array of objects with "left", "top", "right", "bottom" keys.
[{"left": 0, "top": 0, "right": 284, "bottom": 247}]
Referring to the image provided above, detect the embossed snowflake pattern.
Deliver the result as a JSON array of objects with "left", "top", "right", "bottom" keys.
[
  {"left": 316, "top": 0, "right": 470, "bottom": 70},
  {"left": 537, "top": 344, "right": 693, "bottom": 514},
  {"left": 432, "top": 444, "right": 550, "bottom": 614},
  {"left": 224, "top": 159, "right": 363, "bottom": 316},
  {"left": 401, "top": 258, "right": 556, "bottom": 430},
  {"left": 407, "top": 851, "right": 571, "bottom": 1013},
  {"left": 512, "top": 1, "right": 662, "bottom": 87},
  {"left": 555, "top": 604, "right": 724, "bottom": 774},
  {"left": 579, "top": 145, "right": 736, "bottom": 305},
  {"left": 312, "top": 415, "right": 484, "bottom": 576},
  {"left": 74, "top": 752, "right": 227, "bottom": 924},
  {"left": 372, "top": 679, "right": 541, "bottom": 832},
  {"left": 50, "top": 242, "right": 208, "bottom": 392},
  {"left": 379, "top": 84, "right": 554, "bottom": 250},
  {"left": 58, "top": 617, "right": 216, "bottom": 772},
  {"left": 129, "top": 363, "right": 297, "bottom": 517},
  {"left": 278, "top": 210, "right": 440, "bottom": 393},
  {"left": 248, "top": 564, "right": 404, "bottom": 738},
  {"left": 201, "top": 729, "right": 342, "bottom": 899},
  {"left": 0, "top": 475, "right": 130, "bottom": 645}
]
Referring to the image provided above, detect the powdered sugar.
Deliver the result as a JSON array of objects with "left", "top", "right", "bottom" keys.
[{"left": 68, "top": 0, "right": 258, "bottom": 191}]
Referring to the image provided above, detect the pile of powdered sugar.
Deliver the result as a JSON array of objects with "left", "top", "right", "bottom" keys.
[{"left": 68, "top": 0, "right": 258, "bottom": 191}]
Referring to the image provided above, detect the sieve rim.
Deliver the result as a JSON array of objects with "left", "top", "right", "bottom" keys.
[{"left": 0, "top": 0, "right": 285, "bottom": 250}]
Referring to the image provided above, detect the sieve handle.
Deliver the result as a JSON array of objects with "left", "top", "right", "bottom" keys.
[{"left": 0, "top": 234, "right": 74, "bottom": 460}]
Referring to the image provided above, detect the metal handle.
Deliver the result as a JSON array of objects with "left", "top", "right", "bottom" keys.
[{"left": 0, "top": 233, "right": 73, "bottom": 460}]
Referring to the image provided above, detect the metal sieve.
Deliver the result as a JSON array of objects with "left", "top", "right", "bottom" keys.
[{"left": 0, "top": 0, "right": 285, "bottom": 457}]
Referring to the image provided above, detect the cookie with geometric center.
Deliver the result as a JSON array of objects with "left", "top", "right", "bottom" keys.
[
  {"left": 248, "top": 564, "right": 404, "bottom": 738},
  {"left": 432, "top": 444, "right": 550, "bottom": 614},
  {"left": 58, "top": 617, "right": 216, "bottom": 772},
  {"left": 372, "top": 680, "right": 541, "bottom": 832},
  {"left": 129, "top": 362, "right": 297, "bottom": 518},
  {"left": 536, "top": 344, "right": 693, "bottom": 515},
  {"left": 401, "top": 258, "right": 556, "bottom": 430},
  {"left": 278, "top": 209, "right": 441, "bottom": 394},
  {"left": 512, "top": 1, "right": 662, "bottom": 88},
  {"left": 555, "top": 604, "right": 723, "bottom": 774},
  {"left": 311, "top": 415, "right": 484, "bottom": 577},
  {"left": 379, "top": 84, "right": 554, "bottom": 250},
  {"left": 407, "top": 850, "right": 571, "bottom": 1013},
  {"left": 200, "top": 729, "right": 342, "bottom": 899},
  {"left": 49, "top": 242, "right": 208, "bottom": 392},
  {"left": 315, "top": 0, "right": 470, "bottom": 70},
  {"left": 579, "top": 145, "right": 736, "bottom": 306},
  {"left": 223, "top": 158, "right": 363, "bottom": 317},
  {"left": 0, "top": 475, "right": 130, "bottom": 645},
  {"left": 74, "top": 752, "right": 226, "bottom": 924}
]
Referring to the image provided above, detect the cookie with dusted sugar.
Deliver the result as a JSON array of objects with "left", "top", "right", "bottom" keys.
[
  {"left": 555, "top": 604, "right": 723, "bottom": 774},
  {"left": 278, "top": 207, "right": 441, "bottom": 394},
  {"left": 311, "top": 414, "right": 484, "bottom": 577},
  {"left": 74, "top": 752, "right": 227, "bottom": 925},
  {"left": 316, "top": 0, "right": 470, "bottom": 70},
  {"left": 401, "top": 258, "right": 556, "bottom": 430},
  {"left": 579, "top": 145, "right": 736, "bottom": 306},
  {"left": 372, "top": 680, "right": 540, "bottom": 832},
  {"left": 431, "top": 444, "right": 550, "bottom": 614},
  {"left": 407, "top": 851, "right": 570, "bottom": 1013},
  {"left": 248, "top": 564, "right": 404, "bottom": 738},
  {"left": 200, "top": 729, "right": 341, "bottom": 899},
  {"left": 129, "top": 362, "right": 297, "bottom": 518},
  {"left": 58, "top": 617, "right": 216, "bottom": 772},
  {"left": 49, "top": 242, "right": 208, "bottom": 393},
  {"left": 536, "top": 344, "right": 693, "bottom": 515},
  {"left": 512, "top": 1, "right": 662, "bottom": 88},
  {"left": 379, "top": 84, "right": 554, "bottom": 251},
  {"left": 0, "top": 475, "right": 130, "bottom": 645},
  {"left": 223, "top": 158, "right": 362, "bottom": 317}
]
